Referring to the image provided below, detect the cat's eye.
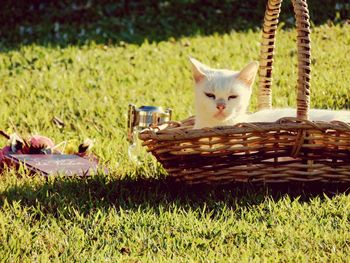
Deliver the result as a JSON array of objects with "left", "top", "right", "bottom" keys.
[
  {"left": 205, "top": 93, "right": 216, "bottom": 99},
  {"left": 228, "top": 95, "right": 238, "bottom": 100}
]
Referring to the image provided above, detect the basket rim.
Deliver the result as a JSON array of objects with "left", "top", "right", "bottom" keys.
[{"left": 139, "top": 117, "right": 350, "bottom": 142}]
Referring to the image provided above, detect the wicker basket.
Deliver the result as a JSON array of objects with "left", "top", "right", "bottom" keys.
[{"left": 139, "top": 0, "right": 350, "bottom": 184}]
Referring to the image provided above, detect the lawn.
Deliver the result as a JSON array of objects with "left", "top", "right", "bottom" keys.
[{"left": 1, "top": 2, "right": 350, "bottom": 261}]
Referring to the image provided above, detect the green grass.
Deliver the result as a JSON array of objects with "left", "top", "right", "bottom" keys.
[{"left": 0, "top": 23, "right": 350, "bottom": 261}]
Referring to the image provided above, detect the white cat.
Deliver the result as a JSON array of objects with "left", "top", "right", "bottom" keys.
[
  {"left": 190, "top": 57, "right": 258, "bottom": 129},
  {"left": 246, "top": 108, "right": 350, "bottom": 123},
  {"left": 190, "top": 58, "right": 350, "bottom": 128}
]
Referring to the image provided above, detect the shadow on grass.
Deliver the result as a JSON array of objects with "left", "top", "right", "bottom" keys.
[
  {"left": 1, "top": 173, "right": 349, "bottom": 217},
  {"left": 1, "top": 0, "right": 349, "bottom": 51}
]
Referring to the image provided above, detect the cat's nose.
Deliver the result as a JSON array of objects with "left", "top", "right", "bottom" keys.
[{"left": 216, "top": 104, "right": 226, "bottom": 110}]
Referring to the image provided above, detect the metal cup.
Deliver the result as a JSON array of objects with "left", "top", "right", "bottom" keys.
[{"left": 127, "top": 104, "right": 172, "bottom": 144}]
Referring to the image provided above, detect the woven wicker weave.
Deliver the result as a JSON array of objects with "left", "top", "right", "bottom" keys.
[{"left": 139, "top": 0, "right": 350, "bottom": 184}]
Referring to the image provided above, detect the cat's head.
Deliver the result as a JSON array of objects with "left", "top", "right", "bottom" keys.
[{"left": 190, "top": 57, "right": 259, "bottom": 128}]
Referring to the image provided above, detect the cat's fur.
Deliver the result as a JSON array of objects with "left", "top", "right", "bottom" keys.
[
  {"left": 191, "top": 58, "right": 350, "bottom": 128},
  {"left": 246, "top": 108, "right": 350, "bottom": 123},
  {"left": 190, "top": 58, "right": 258, "bottom": 129}
]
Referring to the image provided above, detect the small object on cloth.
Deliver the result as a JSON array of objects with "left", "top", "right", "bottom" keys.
[
  {"left": 78, "top": 138, "right": 94, "bottom": 154},
  {"left": 29, "top": 135, "right": 55, "bottom": 154},
  {"left": 4, "top": 154, "right": 102, "bottom": 176},
  {"left": 9, "top": 133, "right": 27, "bottom": 153}
]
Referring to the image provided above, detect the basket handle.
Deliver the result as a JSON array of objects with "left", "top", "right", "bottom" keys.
[{"left": 257, "top": 0, "right": 311, "bottom": 120}]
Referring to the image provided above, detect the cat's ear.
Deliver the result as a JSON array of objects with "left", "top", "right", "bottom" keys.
[
  {"left": 189, "top": 57, "right": 208, "bottom": 83},
  {"left": 237, "top": 61, "right": 259, "bottom": 88}
]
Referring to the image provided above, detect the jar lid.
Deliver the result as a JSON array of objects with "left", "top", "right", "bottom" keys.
[{"left": 138, "top": 106, "right": 164, "bottom": 113}]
